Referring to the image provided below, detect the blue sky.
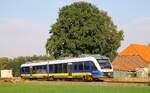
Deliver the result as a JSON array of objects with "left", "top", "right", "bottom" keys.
[{"left": 0, "top": 0, "right": 150, "bottom": 57}]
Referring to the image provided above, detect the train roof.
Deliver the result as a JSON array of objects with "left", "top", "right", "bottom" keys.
[{"left": 21, "top": 54, "right": 109, "bottom": 67}]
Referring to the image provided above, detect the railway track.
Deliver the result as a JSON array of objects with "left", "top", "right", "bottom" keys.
[
  {"left": 27, "top": 77, "right": 150, "bottom": 85},
  {"left": 24, "top": 79, "right": 149, "bottom": 87},
  {"left": 100, "top": 78, "right": 150, "bottom": 85},
  {"left": 1, "top": 77, "right": 150, "bottom": 86}
]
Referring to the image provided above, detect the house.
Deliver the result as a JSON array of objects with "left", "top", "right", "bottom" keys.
[{"left": 112, "top": 44, "right": 150, "bottom": 78}]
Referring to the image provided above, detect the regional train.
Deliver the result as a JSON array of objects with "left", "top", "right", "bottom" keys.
[{"left": 20, "top": 54, "right": 113, "bottom": 81}]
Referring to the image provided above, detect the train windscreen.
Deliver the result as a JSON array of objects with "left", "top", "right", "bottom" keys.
[{"left": 97, "top": 59, "right": 112, "bottom": 69}]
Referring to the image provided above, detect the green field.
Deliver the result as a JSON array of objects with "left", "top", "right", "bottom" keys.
[{"left": 0, "top": 82, "right": 149, "bottom": 93}]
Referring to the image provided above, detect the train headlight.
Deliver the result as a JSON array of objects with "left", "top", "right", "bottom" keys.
[{"left": 107, "top": 72, "right": 113, "bottom": 77}]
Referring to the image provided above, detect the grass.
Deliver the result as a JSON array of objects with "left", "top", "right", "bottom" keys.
[{"left": 0, "top": 82, "right": 149, "bottom": 93}]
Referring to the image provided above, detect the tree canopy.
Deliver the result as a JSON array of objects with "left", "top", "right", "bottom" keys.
[{"left": 46, "top": 2, "right": 123, "bottom": 59}]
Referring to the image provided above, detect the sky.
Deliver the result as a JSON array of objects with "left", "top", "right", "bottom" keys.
[{"left": 0, "top": 0, "right": 150, "bottom": 58}]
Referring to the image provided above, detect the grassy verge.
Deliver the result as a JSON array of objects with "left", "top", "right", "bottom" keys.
[{"left": 0, "top": 82, "right": 149, "bottom": 93}]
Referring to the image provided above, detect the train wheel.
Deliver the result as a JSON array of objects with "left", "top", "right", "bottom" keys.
[
  {"left": 87, "top": 75, "right": 93, "bottom": 81},
  {"left": 82, "top": 76, "right": 86, "bottom": 81},
  {"left": 48, "top": 76, "right": 54, "bottom": 81}
]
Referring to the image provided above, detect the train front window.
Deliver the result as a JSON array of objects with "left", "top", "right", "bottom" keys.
[{"left": 97, "top": 59, "right": 112, "bottom": 69}]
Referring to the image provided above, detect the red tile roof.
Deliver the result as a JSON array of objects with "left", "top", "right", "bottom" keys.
[
  {"left": 112, "top": 55, "right": 149, "bottom": 71},
  {"left": 119, "top": 44, "right": 150, "bottom": 62}
]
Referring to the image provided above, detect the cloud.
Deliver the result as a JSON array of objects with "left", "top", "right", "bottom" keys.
[
  {"left": 0, "top": 17, "right": 49, "bottom": 57},
  {"left": 118, "top": 17, "right": 150, "bottom": 51}
]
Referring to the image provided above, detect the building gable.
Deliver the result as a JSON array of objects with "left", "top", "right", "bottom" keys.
[{"left": 119, "top": 44, "right": 150, "bottom": 62}]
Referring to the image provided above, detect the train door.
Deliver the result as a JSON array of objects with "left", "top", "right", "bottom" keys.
[
  {"left": 29, "top": 66, "right": 32, "bottom": 78},
  {"left": 68, "top": 63, "right": 72, "bottom": 77}
]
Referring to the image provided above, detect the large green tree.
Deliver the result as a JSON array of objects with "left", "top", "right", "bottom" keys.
[{"left": 46, "top": 2, "right": 123, "bottom": 59}]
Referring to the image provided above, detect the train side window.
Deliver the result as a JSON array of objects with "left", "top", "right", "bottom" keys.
[
  {"left": 26, "top": 67, "right": 30, "bottom": 73},
  {"left": 41, "top": 65, "right": 47, "bottom": 73},
  {"left": 84, "top": 62, "right": 90, "bottom": 70},
  {"left": 62, "top": 63, "right": 67, "bottom": 73},
  {"left": 49, "top": 64, "right": 53, "bottom": 73},
  {"left": 33, "top": 65, "right": 47, "bottom": 74},
  {"left": 32, "top": 66, "right": 36, "bottom": 74},
  {"left": 58, "top": 64, "right": 62, "bottom": 73},
  {"left": 22, "top": 67, "right": 30, "bottom": 73},
  {"left": 54, "top": 64, "right": 58, "bottom": 73},
  {"left": 91, "top": 62, "right": 97, "bottom": 70},
  {"left": 78, "top": 62, "right": 83, "bottom": 71},
  {"left": 43, "top": 65, "right": 47, "bottom": 70},
  {"left": 21, "top": 67, "right": 25, "bottom": 73},
  {"left": 74, "top": 63, "right": 78, "bottom": 72}
]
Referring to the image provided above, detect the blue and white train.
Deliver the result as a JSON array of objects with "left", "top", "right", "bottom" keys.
[{"left": 20, "top": 55, "right": 113, "bottom": 80}]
